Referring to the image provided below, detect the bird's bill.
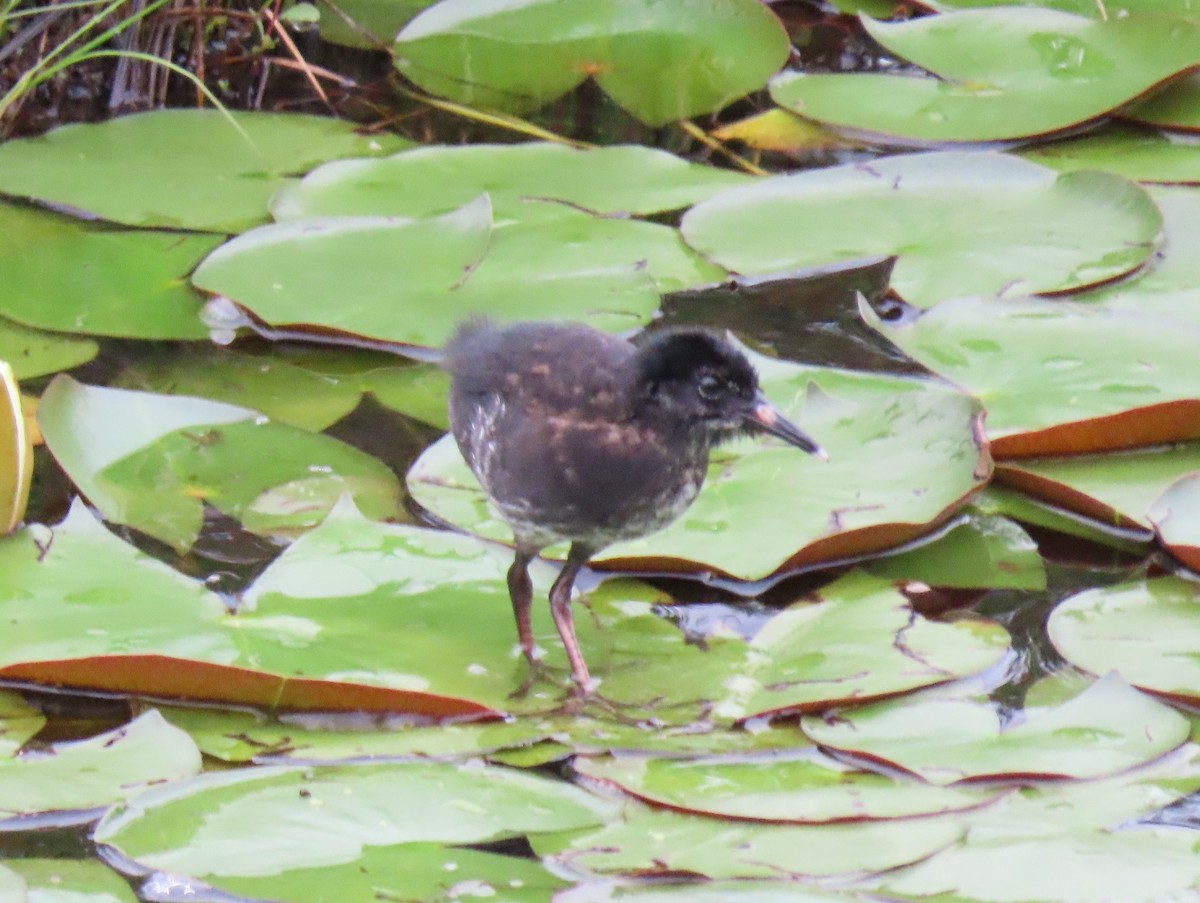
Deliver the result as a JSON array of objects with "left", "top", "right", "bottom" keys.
[{"left": 743, "top": 395, "right": 827, "bottom": 459}]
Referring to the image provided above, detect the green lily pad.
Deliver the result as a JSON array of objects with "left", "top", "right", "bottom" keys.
[
  {"left": 801, "top": 672, "right": 1189, "bottom": 785},
  {"left": 977, "top": 485, "right": 1154, "bottom": 553},
  {"left": 193, "top": 198, "right": 692, "bottom": 349},
  {"left": 1, "top": 859, "right": 138, "bottom": 903},
  {"left": 1125, "top": 71, "right": 1200, "bottom": 130},
  {"left": 394, "top": 0, "right": 789, "bottom": 126},
  {"left": 863, "top": 295, "right": 1200, "bottom": 458},
  {"left": 0, "top": 691, "right": 45, "bottom": 756},
  {"left": 681, "top": 153, "right": 1158, "bottom": 309},
  {"left": 316, "top": 0, "right": 436, "bottom": 48},
  {"left": 580, "top": 883, "right": 872, "bottom": 902},
  {"left": 926, "top": 0, "right": 1200, "bottom": 15},
  {"left": 866, "top": 511, "right": 1046, "bottom": 590},
  {"left": 94, "top": 762, "right": 612, "bottom": 884},
  {"left": 1075, "top": 186, "right": 1200, "bottom": 329},
  {"left": 271, "top": 142, "right": 752, "bottom": 222},
  {"left": 994, "top": 442, "right": 1200, "bottom": 530},
  {"left": 409, "top": 347, "right": 989, "bottom": 579},
  {"left": 536, "top": 807, "right": 965, "bottom": 880},
  {"left": 1021, "top": 125, "right": 1200, "bottom": 184},
  {"left": 37, "top": 376, "right": 401, "bottom": 552},
  {"left": 112, "top": 346, "right": 367, "bottom": 432},
  {"left": 0, "top": 109, "right": 408, "bottom": 232},
  {"left": 1049, "top": 576, "right": 1200, "bottom": 705},
  {"left": 770, "top": 9, "right": 1200, "bottom": 143},
  {"left": 575, "top": 753, "right": 1006, "bottom": 823},
  {"left": 0, "top": 501, "right": 502, "bottom": 717},
  {"left": 0, "top": 316, "right": 97, "bottom": 380},
  {"left": 0, "top": 203, "right": 219, "bottom": 340},
  {"left": 0, "top": 710, "right": 201, "bottom": 821}
]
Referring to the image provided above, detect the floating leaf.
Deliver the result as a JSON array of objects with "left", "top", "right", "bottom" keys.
[
  {"left": 801, "top": 673, "right": 1188, "bottom": 785},
  {"left": 994, "top": 442, "right": 1200, "bottom": 530},
  {"left": 681, "top": 153, "right": 1158, "bottom": 308},
  {"left": 272, "top": 143, "right": 752, "bottom": 221},
  {"left": 537, "top": 807, "right": 965, "bottom": 881},
  {"left": 709, "top": 109, "right": 857, "bottom": 153},
  {"left": 37, "top": 376, "right": 400, "bottom": 551},
  {"left": 1149, "top": 472, "right": 1200, "bottom": 570},
  {"left": 863, "top": 295, "right": 1200, "bottom": 457},
  {"left": 866, "top": 511, "right": 1046, "bottom": 590},
  {"left": 1, "top": 859, "right": 137, "bottom": 903},
  {"left": 771, "top": 9, "right": 1200, "bottom": 143},
  {"left": 409, "top": 348, "right": 989, "bottom": 578},
  {"left": 0, "top": 203, "right": 219, "bottom": 340},
  {"left": 94, "top": 762, "right": 611, "bottom": 894},
  {"left": 316, "top": 0, "right": 436, "bottom": 48},
  {"left": 1049, "top": 576, "right": 1200, "bottom": 706},
  {"left": 1022, "top": 125, "right": 1200, "bottom": 184},
  {"left": 395, "top": 0, "right": 789, "bottom": 126},
  {"left": 0, "top": 691, "right": 44, "bottom": 757},
  {"left": 0, "top": 711, "right": 201, "bottom": 822},
  {"left": 0, "top": 110, "right": 408, "bottom": 232},
  {"left": 575, "top": 753, "right": 1006, "bottom": 824},
  {"left": 193, "top": 199, "right": 686, "bottom": 349},
  {"left": 0, "top": 316, "right": 97, "bottom": 379},
  {"left": 1125, "top": 71, "right": 1200, "bottom": 130}
]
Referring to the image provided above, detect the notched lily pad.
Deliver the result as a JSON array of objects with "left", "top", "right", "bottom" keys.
[
  {"left": 864, "top": 295, "right": 1200, "bottom": 457},
  {"left": 536, "top": 807, "right": 965, "bottom": 881},
  {"left": 193, "top": 198, "right": 689, "bottom": 349},
  {"left": 395, "top": 0, "right": 790, "bottom": 126},
  {"left": 1, "top": 859, "right": 138, "bottom": 902},
  {"left": 681, "top": 153, "right": 1158, "bottom": 309},
  {"left": 0, "top": 203, "right": 220, "bottom": 340},
  {"left": 0, "top": 109, "right": 408, "bottom": 232},
  {"left": 1022, "top": 125, "right": 1200, "bottom": 185},
  {"left": 0, "top": 710, "right": 201, "bottom": 823},
  {"left": 271, "top": 142, "right": 752, "bottom": 222},
  {"left": 0, "top": 315, "right": 98, "bottom": 379},
  {"left": 1148, "top": 472, "right": 1200, "bottom": 571},
  {"left": 94, "top": 761, "right": 611, "bottom": 896},
  {"left": 770, "top": 9, "right": 1200, "bottom": 144},
  {"left": 574, "top": 752, "right": 1007, "bottom": 824},
  {"left": 37, "top": 376, "right": 401, "bottom": 552},
  {"left": 801, "top": 673, "right": 1189, "bottom": 785},
  {"left": 1049, "top": 576, "right": 1200, "bottom": 706},
  {"left": 409, "top": 346, "right": 990, "bottom": 579}
]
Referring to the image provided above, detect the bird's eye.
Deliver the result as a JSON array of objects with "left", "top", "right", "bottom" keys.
[{"left": 697, "top": 374, "right": 724, "bottom": 401}]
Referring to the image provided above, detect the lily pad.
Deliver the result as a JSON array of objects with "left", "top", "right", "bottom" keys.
[
  {"left": 0, "top": 710, "right": 201, "bottom": 822},
  {"left": 112, "top": 346, "right": 367, "bottom": 432},
  {"left": 575, "top": 753, "right": 1006, "bottom": 823},
  {"left": 536, "top": 807, "right": 965, "bottom": 881},
  {"left": 1022, "top": 125, "right": 1200, "bottom": 184},
  {"left": 1074, "top": 185, "right": 1200, "bottom": 329},
  {"left": 0, "top": 691, "right": 45, "bottom": 757},
  {"left": 409, "top": 347, "right": 989, "bottom": 578},
  {"left": 192, "top": 198, "right": 693, "bottom": 349},
  {"left": 0, "top": 203, "right": 219, "bottom": 340},
  {"left": 271, "top": 143, "right": 752, "bottom": 222},
  {"left": 865, "top": 511, "right": 1046, "bottom": 590},
  {"left": 863, "top": 295, "right": 1200, "bottom": 457},
  {"left": 94, "top": 762, "right": 603, "bottom": 898},
  {"left": 1049, "top": 576, "right": 1200, "bottom": 706},
  {"left": 394, "top": 0, "right": 789, "bottom": 126},
  {"left": 1, "top": 859, "right": 138, "bottom": 903},
  {"left": 0, "top": 501, "right": 508, "bottom": 717},
  {"left": 994, "top": 442, "right": 1200, "bottom": 530},
  {"left": 37, "top": 376, "right": 401, "bottom": 552},
  {"left": 0, "top": 316, "right": 97, "bottom": 380},
  {"left": 0, "top": 109, "right": 408, "bottom": 232},
  {"left": 681, "top": 153, "right": 1158, "bottom": 309},
  {"left": 1125, "top": 71, "right": 1200, "bottom": 130},
  {"left": 316, "top": 0, "right": 435, "bottom": 48},
  {"left": 801, "top": 672, "right": 1188, "bottom": 785},
  {"left": 1148, "top": 472, "right": 1200, "bottom": 570},
  {"left": 770, "top": 9, "right": 1200, "bottom": 144}
]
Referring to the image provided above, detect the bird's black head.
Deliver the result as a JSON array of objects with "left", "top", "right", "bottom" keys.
[{"left": 632, "top": 329, "right": 824, "bottom": 456}]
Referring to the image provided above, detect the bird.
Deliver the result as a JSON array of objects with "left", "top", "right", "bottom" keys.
[{"left": 444, "top": 319, "right": 825, "bottom": 694}]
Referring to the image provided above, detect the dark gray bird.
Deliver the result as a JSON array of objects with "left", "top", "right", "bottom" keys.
[{"left": 445, "top": 320, "right": 824, "bottom": 692}]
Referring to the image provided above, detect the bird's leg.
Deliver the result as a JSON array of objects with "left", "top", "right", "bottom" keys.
[
  {"left": 506, "top": 547, "right": 538, "bottom": 665},
  {"left": 550, "top": 543, "right": 597, "bottom": 694}
]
